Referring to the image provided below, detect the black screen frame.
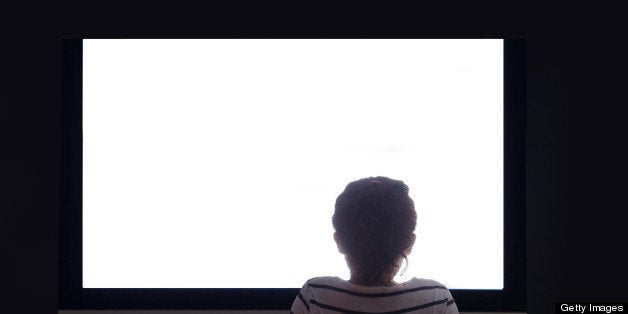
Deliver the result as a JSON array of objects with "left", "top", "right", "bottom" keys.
[{"left": 59, "top": 37, "right": 526, "bottom": 311}]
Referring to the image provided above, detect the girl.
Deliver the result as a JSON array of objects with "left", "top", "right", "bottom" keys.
[{"left": 291, "top": 176, "right": 458, "bottom": 313}]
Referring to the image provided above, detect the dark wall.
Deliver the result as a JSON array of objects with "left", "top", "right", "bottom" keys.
[{"left": 1, "top": 4, "right": 626, "bottom": 314}]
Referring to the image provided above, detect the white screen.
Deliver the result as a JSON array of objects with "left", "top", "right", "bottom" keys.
[{"left": 83, "top": 39, "right": 503, "bottom": 289}]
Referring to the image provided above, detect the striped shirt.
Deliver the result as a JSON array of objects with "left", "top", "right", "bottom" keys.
[{"left": 290, "top": 276, "right": 458, "bottom": 314}]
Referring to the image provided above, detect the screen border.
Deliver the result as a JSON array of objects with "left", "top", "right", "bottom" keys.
[{"left": 59, "top": 38, "right": 525, "bottom": 311}]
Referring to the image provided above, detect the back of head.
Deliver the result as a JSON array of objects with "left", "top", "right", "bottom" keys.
[{"left": 332, "top": 176, "right": 417, "bottom": 284}]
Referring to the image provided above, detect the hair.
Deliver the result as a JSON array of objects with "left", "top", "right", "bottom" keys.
[{"left": 332, "top": 176, "right": 417, "bottom": 285}]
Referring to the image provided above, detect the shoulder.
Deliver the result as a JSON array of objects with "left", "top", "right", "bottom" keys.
[
  {"left": 403, "top": 277, "right": 448, "bottom": 288},
  {"left": 297, "top": 276, "right": 343, "bottom": 289},
  {"left": 403, "top": 278, "right": 453, "bottom": 298},
  {"left": 304, "top": 276, "right": 344, "bottom": 286},
  {"left": 296, "top": 276, "right": 344, "bottom": 300},
  {"left": 410, "top": 279, "right": 456, "bottom": 311},
  {"left": 306, "top": 276, "right": 342, "bottom": 284}
]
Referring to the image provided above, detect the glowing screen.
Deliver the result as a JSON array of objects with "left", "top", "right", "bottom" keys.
[{"left": 83, "top": 39, "right": 503, "bottom": 289}]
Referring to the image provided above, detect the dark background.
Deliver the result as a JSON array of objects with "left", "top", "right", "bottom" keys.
[{"left": 1, "top": 3, "right": 626, "bottom": 314}]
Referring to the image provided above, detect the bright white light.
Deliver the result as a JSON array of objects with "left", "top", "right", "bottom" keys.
[{"left": 83, "top": 39, "right": 503, "bottom": 289}]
